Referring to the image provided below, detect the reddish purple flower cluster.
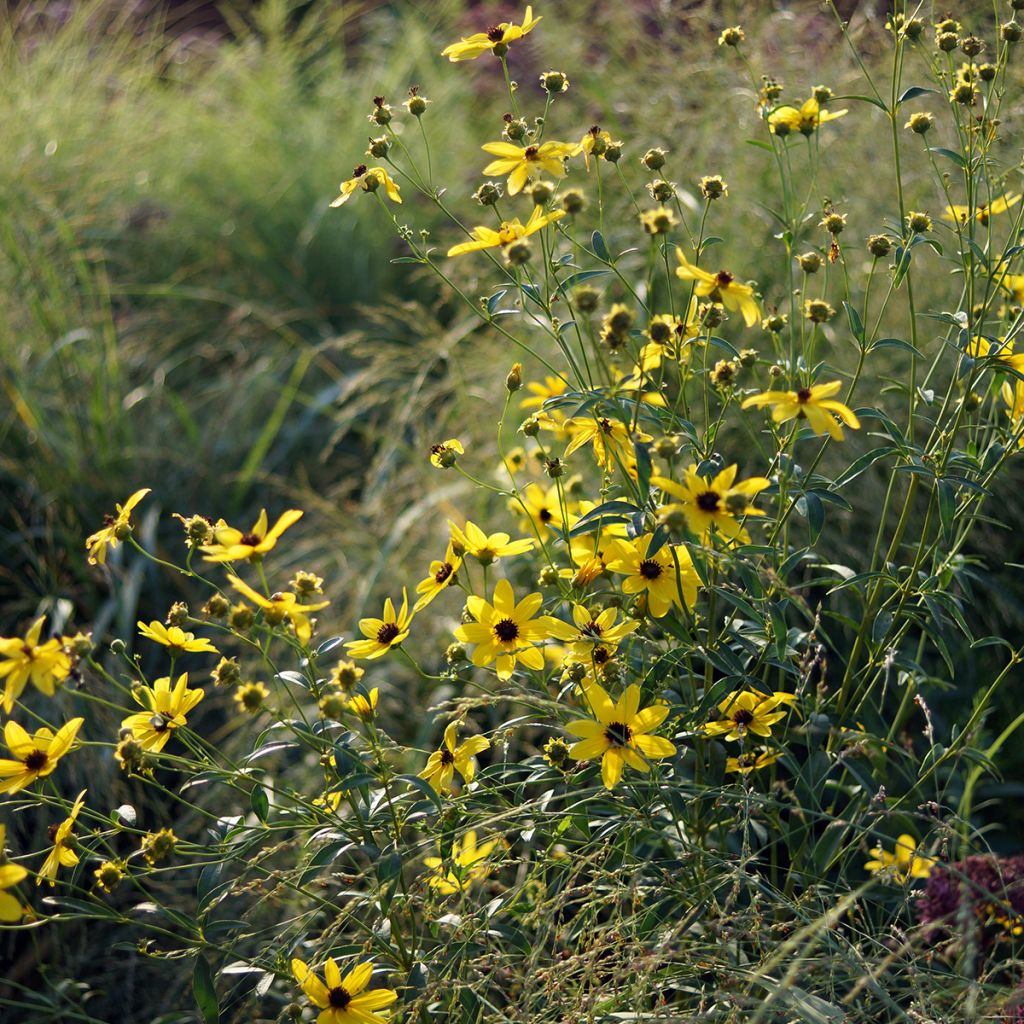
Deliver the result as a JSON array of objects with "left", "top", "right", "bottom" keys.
[{"left": 916, "top": 854, "right": 1024, "bottom": 947}]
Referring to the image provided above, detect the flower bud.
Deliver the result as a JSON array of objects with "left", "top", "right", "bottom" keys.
[
  {"left": 367, "top": 136, "right": 390, "bottom": 158},
  {"left": 937, "top": 31, "right": 959, "bottom": 52},
  {"left": 560, "top": 188, "right": 586, "bottom": 214},
  {"left": 718, "top": 25, "right": 744, "bottom": 46},
  {"left": 699, "top": 175, "right": 728, "bottom": 200},
  {"left": 639, "top": 206, "right": 677, "bottom": 234},
  {"left": 979, "top": 63, "right": 996, "bottom": 82},
  {"left": 228, "top": 604, "right": 254, "bottom": 631},
  {"left": 405, "top": 88, "right": 429, "bottom": 117},
  {"left": 573, "top": 285, "right": 600, "bottom": 312},
  {"left": 798, "top": 252, "right": 823, "bottom": 274},
  {"left": 803, "top": 299, "right": 836, "bottom": 323},
  {"left": 529, "top": 180, "right": 555, "bottom": 205},
  {"left": 446, "top": 642, "right": 468, "bottom": 664},
  {"left": 812, "top": 85, "right": 833, "bottom": 104},
  {"left": 867, "top": 233, "right": 893, "bottom": 257},
  {"left": 538, "top": 565, "right": 560, "bottom": 586},
  {"left": 648, "top": 179, "right": 677, "bottom": 203},
  {"left": 642, "top": 148, "right": 667, "bottom": 170},
  {"left": 820, "top": 211, "right": 847, "bottom": 235},
  {"left": 503, "top": 239, "right": 532, "bottom": 266},
  {"left": 762, "top": 313, "right": 788, "bottom": 333},
  {"left": 544, "top": 457, "right": 564, "bottom": 478},
  {"left": 739, "top": 348, "right": 758, "bottom": 367},
  {"left": 522, "top": 415, "right": 541, "bottom": 437},
  {"left": 539, "top": 70, "right": 569, "bottom": 93},
  {"left": 903, "top": 18, "right": 924, "bottom": 40},
  {"left": 68, "top": 632, "right": 93, "bottom": 659},
  {"left": 654, "top": 436, "right": 678, "bottom": 459},
  {"left": 506, "top": 363, "right": 523, "bottom": 392},
  {"left": 503, "top": 117, "right": 529, "bottom": 141},
  {"left": 1003, "top": 21, "right": 1023, "bottom": 42},
  {"left": 905, "top": 111, "right": 934, "bottom": 134},
  {"left": 907, "top": 210, "right": 932, "bottom": 234},
  {"left": 369, "top": 96, "right": 392, "bottom": 125},
  {"left": 166, "top": 602, "right": 189, "bottom": 628},
  {"left": 474, "top": 181, "right": 503, "bottom": 206},
  {"left": 769, "top": 364, "right": 784, "bottom": 379},
  {"left": 710, "top": 359, "right": 738, "bottom": 388},
  {"left": 603, "top": 142, "right": 622, "bottom": 163},
  {"left": 699, "top": 303, "right": 724, "bottom": 328},
  {"left": 959, "top": 35, "right": 984, "bottom": 57}
]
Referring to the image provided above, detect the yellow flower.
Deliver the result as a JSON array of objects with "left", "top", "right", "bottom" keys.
[
  {"left": 448, "top": 206, "right": 566, "bottom": 256},
  {"left": 0, "top": 616, "right": 71, "bottom": 713},
  {"left": 674, "top": 249, "right": 759, "bottom": 327},
  {"left": 38, "top": 790, "right": 87, "bottom": 887},
  {"left": 120, "top": 674, "right": 204, "bottom": 752},
  {"left": 0, "top": 717, "right": 83, "bottom": 795},
  {"left": 520, "top": 374, "right": 568, "bottom": 410},
  {"left": 566, "top": 680, "right": 676, "bottom": 790},
  {"left": 865, "top": 834, "right": 935, "bottom": 882},
  {"left": 345, "top": 590, "right": 413, "bottom": 660},
  {"left": 651, "top": 465, "right": 770, "bottom": 542},
  {"left": 726, "top": 749, "right": 782, "bottom": 773},
  {"left": 419, "top": 721, "right": 490, "bottom": 794},
  {"left": 577, "top": 126, "right": 621, "bottom": 170},
  {"left": 741, "top": 381, "right": 860, "bottom": 439},
  {"left": 944, "top": 193, "right": 1021, "bottom": 227},
  {"left": 228, "top": 576, "right": 330, "bottom": 644},
  {"left": 429, "top": 438, "right": 464, "bottom": 468},
  {"left": 966, "top": 335, "right": 1024, "bottom": 372},
  {"left": 140, "top": 827, "right": 178, "bottom": 865},
  {"left": 137, "top": 620, "right": 218, "bottom": 656},
  {"left": 0, "top": 825, "right": 29, "bottom": 921},
  {"left": 1002, "top": 378, "right": 1024, "bottom": 446},
  {"left": 512, "top": 481, "right": 571, "bottom": 533},
  {"left": 996, "top": 267, "right": 1024, "bottom": 304},
  {"left": 442, "top": 5, "right": 541, "bottom": 61},
  {"left": 563, "top": 415, "right": 651, "bottom": 474},
  {"left": 347, "top": 687, "right": 379, "bottom": 720},
  {"left": 233, "top": 681, "right": 270, "bottom": 715},
  {"left": 768, "top": 96, "right": 847, "bottom": 136},
  {"left": 328, "top": 659, "right": 364, "bottom": 692},
  {"left": 424, "top": 830, "right": 498, "bottom": 894},
  {"left": 448, "top": 519, "right": 534, "bottom": 565},
  {"left": 703, "top": 690, "right": 796, "bottom": 741},
  {"left": 291, "top": 958, "right": 397, "bottom": 1024},
  {"left": 546, "top": 604, "right": 640, "bottom": 662},
  {"left": 93, "top": 859, "right": 125, "bottom": 893},
  {"left": 330, "top": 165, "right": 401, "bottom": 208},
  {"left": 413, "top": 543, "right": 464, "bottom": 613},
  {"left": 481, "top": 140, "right": 578, "bottom": 196},
  {"left": 454, "top": 578, "right": 558, "bottom": 680},
  {"left": 85, "top": 487, "right": 150, "bottom": 565},
  {"left": 604, "top": 534, "right": 699, "bottom": 617},
  {"left": 201, "top": 508, "right": 303, "bottom": 563}
]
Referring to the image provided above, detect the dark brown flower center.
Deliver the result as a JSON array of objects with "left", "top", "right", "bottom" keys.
[
  {"left": 593, "top": 647, "right": 611, "bottom": 665},
  {"left": 524, "top": 145, "right": 539, "bottom": 159},
  {"left": 598, "top": 417, "right": 614, "bottom": 434},
  {"left": 434, "top": 562, "right": 454, "bottom": 585},
  {"left": 150, "top": 714, "right": 170, "bottom": 732},
  {"left": 582, "top": 621, "right": 603, "bottom": 638},
  {"left": 239, "top": 533, "right": 260, "bottom": 546},
  {"left": 440, "top": 749, "right": 455, "bottom": 766},
  {"left": 352, "top": 164, "right": 368, "bottom": 178},
  {"left": 328, "top": 986, "right": 352, "bottom": 1009},
  {"left": 796, "top": 388, "right": 812, "bottom": 403},
  {"left": 732, "top": 708, "right": 755, "bottom": 726},
  {"left": 715, "top": 270, "right": 734, "bottom": 287},
  {"left": 639, "top": 559, "right": 663, "bottom": 580},
  {"left": 696, "top": 490, "right": 721, "bottom": 512},
  {"left": 487, "top": 25, "right": 505, "bottom": 41},
  {"left": 376, "top": 622, "right": 401, "bottom": 645},
  {"left": 538, "top": 508, "right": 553, "bottom": 522},
  {"left": 493, "top": 618, "right": 519, "bottom": 643},
  {"left": 24, "top": 749, "right": 48, "bottom": 772},
  {"left": 604, "top": 722, "right": 632, "bottom": 746}
]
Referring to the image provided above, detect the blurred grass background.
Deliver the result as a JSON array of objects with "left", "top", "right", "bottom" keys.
[{"left": 3, "top": 0, "right": 1024, "bottom": 1015}]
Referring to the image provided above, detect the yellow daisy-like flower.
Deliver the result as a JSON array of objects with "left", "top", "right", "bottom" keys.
[
  {"left": 454, "top": 578, "right": 558, "bottom": 680},
  {"left": 137, "top": 620, "right": 218, "bottom": 656},
  {"left": 563, "top": 415, "right": 651, "bottom": 474},
  {"left": 448, "top": 206, "right": 566, "bottom": 257},
  {"left": 520, "top": 374, "right": 568, "bottom": 410},
  {"left": 0, "top": 616, "right": 71, "bottom": 714},
  {"left": 413, "top": 543, "right": 464, "bottom": 613},
  {"left": 347, "top": 687, "right": 379, "bottom": 720},
  {"left": 441, "top": 5, "right": 541, "bottom": 62},
  {"left": 345, "top": 590, "right": 413, "bottom": 660},
  {"left": 603, "top": 534, "right": 699, "bottom": 618},
  {"left": 0, "top": 825, "right": 28, "bottom": 921},
  {"left": 424, "top": 830, "right": 498, "bottom": 894},
  {"left": 85, "top": 487, "right": 150, "bottom": 566},
  {"left": 429, "top": 438, "right": 464, "bottom": 468},
  {"left": 742, "top": 381, "right": 860, "bottom": 440},
  {"left": 38, "top": 789, "right": 87, "bottom": 887},
  {"left": 200, "top": 508, "right": 303, "bottom": 563},
  {"left": 0, "top": 717, "right": 84, "bottom": 795},
  {"left": 865, "top": 834, "right": 935, "bottom": 882},
  {"left": 228, "top": 576, "right": 330, "bottom": 644},
  {"left": 726, "top": 749, "right": 782, "bottom": 774},
  {"left": 330, "top": 165, "right": 401, "bottom": 208},
  {"left": 481, "top": 140, "right": 578, "bottom": 196},
  {"left": 512, "top": 481, "right": 572, "bottom": 534},
  {"left": 651, "top": 465, "right": 770, "bottom": 542},
  {"left": 547, "top": 604, "right": 639, "bottom": 662},
  {"left": 566, "top": 680, "right": 676, "bottom": 790},
  {"left": 944, "top": 193, "right": 1021, "bottom": 227},
  {"left": 1002, "top": 378, "right": 1024, "bottom": 447},
  {"left": 996, "top": 268, "right": 1024, "bottom": 304},
  {"left": 768, "top": 96, "right": 848, "bottom": 136},
  {"left": 292, "top": 958, "right": 397, "bottom": 1024},
  {"left": 419, "top": 721, "right": 490, "bottom": 794},
  {"left": 448, "top": 519, "right": 534, "bottom": 565},
  {"left": 966, "top": 335, "right": 1024, "bottom": 372},
  {"left": 120, "top": 674, "right": 204, "bottom": 753},
  {"left": 703, "top": 690, "right": 796, "bottom": 741},
  {"left": 674, "top": 248, "right": 759, "bottom": 327},
  {"left": 233, "top": 681, "right": 270, "bottom": 715}
]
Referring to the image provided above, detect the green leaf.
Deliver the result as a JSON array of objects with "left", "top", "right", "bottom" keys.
[
  {"left": 937, "top": 479, "right": 956, "bottom": 543},
  {"left": 591, "top": 230, "right": 611, "bottom": 262},
  {"left": 193, "top": 955, "right": 219, "bottom": 1024},
  {"left": 568, "top": 500, "right": 642, "bottom": 538},
  {"left": 831, "top": 446, "right": 898, "bottom": 489},
  {"left": 745, "top": 139, "right": 774, "bottom": 152},
  {"left": 843, "top": 300, "right": 864, "bottom": 344},
  {"left": 930, "top": 147, "right": 966, "bottom": 168},
  {"left": 399, "top": 773, "right": 443, "bottom": 811},
  {"left": 897, "top": 86, "right": 939, "bottom": 106},
  {"left": 869, "top": 337, "right": 922, "bottom": 356},
  {"left": 250, "top": 784, "right": 269, "bottom": 824}
]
